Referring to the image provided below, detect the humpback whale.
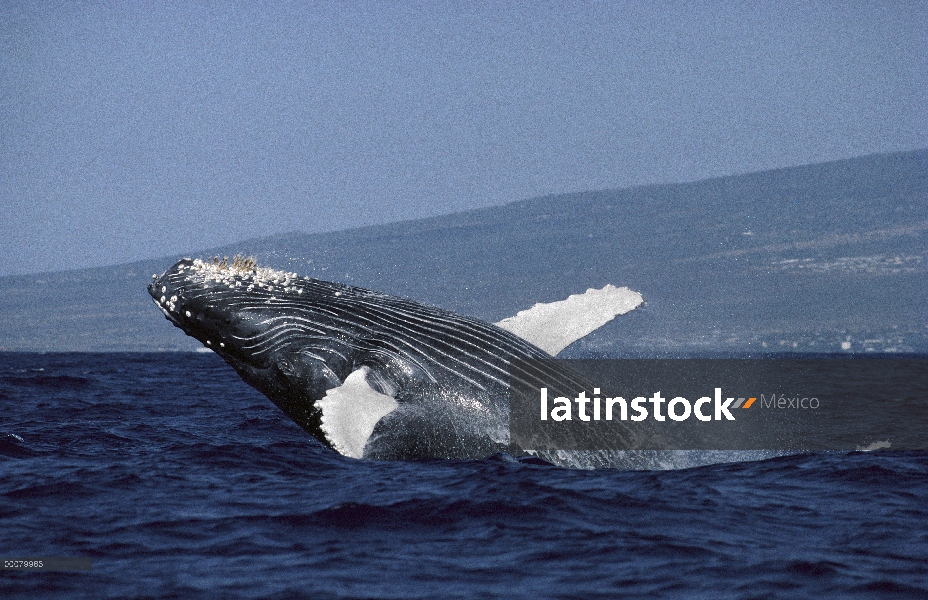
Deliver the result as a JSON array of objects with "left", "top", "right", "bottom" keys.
[{"left": 148, "top": 256, "right": 642, "bottom": 464}]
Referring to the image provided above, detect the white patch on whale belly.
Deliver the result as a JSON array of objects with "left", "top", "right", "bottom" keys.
[
  {"left": 495, "top": 284, "right": 643, "bottom": 356},
  {"left": 316, "top": 366, "right": 399, "bottom": 459}
]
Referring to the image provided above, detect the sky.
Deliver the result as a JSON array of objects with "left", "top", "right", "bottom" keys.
[{"left": 1, "top": 1, "right": 926, "bottom": 277}]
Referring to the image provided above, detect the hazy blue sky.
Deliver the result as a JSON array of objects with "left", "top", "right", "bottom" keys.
[{"left": 2, "top": 1, "right": 925, "bottom": 276}]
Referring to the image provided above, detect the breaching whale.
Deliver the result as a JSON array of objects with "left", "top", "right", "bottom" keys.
[{"left": 148, "top": 256, "right": 642, "bottom": 464}]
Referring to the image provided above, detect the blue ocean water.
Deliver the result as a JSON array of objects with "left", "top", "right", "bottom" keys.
[{"left": 1, "top": 352, "right": 926, "bottom": 599}]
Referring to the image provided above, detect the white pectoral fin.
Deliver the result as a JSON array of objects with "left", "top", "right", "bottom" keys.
[
  {"left": 495, "top": 284, "right": 643, "bottom": 356},
  {"left": 315, "top": 366, "right": 399, "bottom": 459}
]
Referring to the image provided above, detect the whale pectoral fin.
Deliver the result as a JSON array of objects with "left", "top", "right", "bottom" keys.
[
  {"left": 315, "top": 351, "right": 448, "bottom": 459},
  {"left": 362, "top": 384, "right": 507, "bottom": 461},
  {"left": 494, "top": 284, "right": 643, "bottom": 356},
  {"left": 315, "top": 367, "right": 399, "bottom": 459}
]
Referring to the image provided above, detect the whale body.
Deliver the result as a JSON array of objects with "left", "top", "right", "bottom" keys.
[{"left": 148, "top": 257, "right": 640, "bottom": 464}]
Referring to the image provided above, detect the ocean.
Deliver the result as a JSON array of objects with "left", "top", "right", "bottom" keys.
[{"left": 1, "top": 352, "right": 926, "bottom": 599}]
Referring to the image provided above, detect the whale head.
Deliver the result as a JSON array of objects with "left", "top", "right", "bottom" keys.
[
  {"left": 147, "top": 256, "right": 353, "bottom": 437},
  {"left": 148, "top": 257, "right": 296, "bottom": 366}
]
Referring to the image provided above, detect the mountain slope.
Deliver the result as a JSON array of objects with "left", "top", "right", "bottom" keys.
[{"left": 1, "top": 149, "right": 925, "bottom": 353}]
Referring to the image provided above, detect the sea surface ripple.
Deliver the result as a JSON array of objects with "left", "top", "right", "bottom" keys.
[{"left": 1, "top": 353, "right": 926, "bottom": 599}]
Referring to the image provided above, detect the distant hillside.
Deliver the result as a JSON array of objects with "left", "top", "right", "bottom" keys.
[{"left": 1, "top": 149, "right": 926, "bottom": 354}]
